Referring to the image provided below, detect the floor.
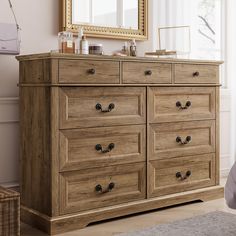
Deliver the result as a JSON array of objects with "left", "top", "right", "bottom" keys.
[{"left": 21, "top": 180, "right": 235, "bottom": 236}]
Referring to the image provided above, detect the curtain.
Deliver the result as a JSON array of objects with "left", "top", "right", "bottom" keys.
[{"left": 154, "top": 0, "right": 222, "bottom": 59}]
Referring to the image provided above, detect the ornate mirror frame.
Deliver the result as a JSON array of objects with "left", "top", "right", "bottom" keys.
[{"left": 60, "top": 0, "right": 148, "bottom": 40}]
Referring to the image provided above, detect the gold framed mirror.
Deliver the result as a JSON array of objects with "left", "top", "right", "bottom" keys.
[{"left": 60, "top": 0, "right": 148, "bottom": 40}]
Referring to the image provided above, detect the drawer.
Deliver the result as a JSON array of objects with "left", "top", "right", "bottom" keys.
[
  {"left": 149, "top": 154, "right": 215, "bottom": 197},
  {"left": 59, "top": 87, "right": 146, "bottom": 129},
  {"left": 148, "top": 87, "right": 215, "bottom": 123},
  {"left": 174, "top": 64, "right": 219, "bottom": 84},
  {"left": 59, "top": 60, "right": 120, "bottom": 84},
  {"left": 60, "top": 125, "right": 146, "bottom": 171},
  {"left": 59, "top": 163, "right": 146, "bottom": 214},
  {"left": 122, "top": 62, "right": 172, "bottom": 84},
  {"left": 149, "top": 120, "right": 215, "bottom": 160}
]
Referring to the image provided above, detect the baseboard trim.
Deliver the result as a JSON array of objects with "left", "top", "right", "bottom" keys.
[
  {"left": 0, "top": 96, "right": 19, "bottom": 123},
  {"left": 0, "top": 182, "right": 19, "bottom": 188},
  {"left": 0, "top": 120, "right": 19, "bottom": 124},
  {"left": 0, "top": 97, "right": 19, "bottom": 104}
]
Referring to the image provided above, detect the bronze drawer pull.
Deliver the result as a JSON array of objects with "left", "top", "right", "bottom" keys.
[
  {"left": 176, "top": 171, "right": 192, "bottom": 181},
  {"left": 95, "top": 103, "right": 115, "bottom": 112},
  {"left": 193, "top": 71, "right": 200, "bottom": 77},
  {"left": 95, "top": 182, "right": 115, "bottom": 194},
  {"left": 95, "top": 184, "right": 102, "bottom": 192},
  {"left": 176, "top": 136, "right": 192, "bottom": 145},
  {"left": 87, "top": 68, "right": 96, "bottom": 74},
  {"left": 145, "top": 70, "right": 152, "bottom": 76},
  {"left": 95, "top": 143, "right": 115, "bottom": 153},
  {"left": 176, "top": 101, "right": 191, "bottom": 110},
  {"left": 108, "top": 182, "right": 115, "bottom": 191}
]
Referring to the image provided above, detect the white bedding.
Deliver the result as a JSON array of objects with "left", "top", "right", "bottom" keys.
[{"left": 225, "top": 162, "right": 236, "bottom": 209}]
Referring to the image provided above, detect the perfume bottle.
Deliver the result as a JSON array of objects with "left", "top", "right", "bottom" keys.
[
  {"left": 130, "top": 39, "right": 137, "bottom": 57},
  {"left": 58, "top": 31, "right": 75, "bottom": 54},
  {"left": 80, "top": 35, "right": 89, "bottom": 55}
]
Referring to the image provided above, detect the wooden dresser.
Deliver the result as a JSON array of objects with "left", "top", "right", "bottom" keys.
[{"left": 17, "top": 53, "right": 224, "bottom": 235}]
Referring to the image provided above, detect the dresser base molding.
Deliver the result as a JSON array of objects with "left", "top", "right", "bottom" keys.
[{"left": 21, "top": 186, "right": 224, "bottom": 235}]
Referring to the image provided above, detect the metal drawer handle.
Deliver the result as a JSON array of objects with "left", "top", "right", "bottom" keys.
[
  {"left": 193, "top": 71, "right": 200, "bottom": 77},
  {"left": 176, "top": 136, "right": 192, "bottom": 145},
  {"left": 108, "top": 182, "right": 115, "bottom": 191},
  {"left": 95, "top": 184, "right": 103, "bottom": 192},
  {"left": 95, "top": 103, "right": 115, "bottom": 113},
  {"left": 176, "top": 171, "right": 192, "bottom": 181},
  {"left": 95, "top": 182, "right": 115, "bottom": 194},
  {"left": 176, "top": 101, "right": 191, "bottom": 110},
  {"left": 87, "top": 68, "right": 96, "bottom": 75},
  {"left": 95, "top": 143, "right": 115, "bottom": 153},
  {"left": 145, "top": 70, "right": 152, "bottom": 76}
]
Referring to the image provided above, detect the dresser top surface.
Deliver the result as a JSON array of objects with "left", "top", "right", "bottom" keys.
[{"left": 16, "top": 52, "right": 223, "bottom": 65}]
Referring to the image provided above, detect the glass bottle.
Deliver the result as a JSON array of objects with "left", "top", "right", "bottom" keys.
[
  {"left": 58, "top": 31, "right": 75, "bottom": 54},
  {"left": 130, "top": 39, "right": 137, "bottom": 57}
]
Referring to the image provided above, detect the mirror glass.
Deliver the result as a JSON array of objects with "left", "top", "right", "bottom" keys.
[{"left": 72, "top": 0, "right": 139, "bottom": 30}]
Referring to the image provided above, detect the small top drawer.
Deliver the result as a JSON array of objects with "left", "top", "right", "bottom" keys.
[
  {"left": 59, "top": 59, "right": 120, "bottom": 84},
  {"left": 123, "top": 62, "right": 172, "bottom": 84},
  {"left": 174, "top": 64, "right": 219, "bottom": 84}
]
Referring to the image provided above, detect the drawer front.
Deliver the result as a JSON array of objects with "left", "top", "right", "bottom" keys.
[
  {"left": 59, "top": 163, "right": 146, "bottom": 214},
  {"left": 149, "top": 154, "right": 215, "bottom": 197},
  {"left": 59, "top": 60, "right": 120, "bottom": 84},
  {"left": 149, "top": 87, "right": 215, "bottom": 123},
  {"left": 149, "top": 120, "right": 215, "bottom": 160},
  {"left": 59, "top": 87, "right": 146, "bottom": 129},
  {"left": 123, "top": 62, "right": 172, "bottom": 84},
  {"left": 60, "top": 125, "right": 146, "bottom": 171},
  {"left": 174, "top": 64, "right": 219, "bottom": 84}
]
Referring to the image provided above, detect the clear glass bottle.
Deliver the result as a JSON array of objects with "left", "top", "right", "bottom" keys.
[
  {"left": 58, "top": 31, "right": 75, "bottom": 54},
  {"left": 122, "top": 42, "right": 129, "bottom": 56},
  {"left": 77, "top": 27, "right": 84, "bottom": 54}
]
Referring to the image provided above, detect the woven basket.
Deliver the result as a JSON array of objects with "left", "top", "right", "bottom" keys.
[{"left": 0, "top": 186, "right": 20, "bottom": 236}]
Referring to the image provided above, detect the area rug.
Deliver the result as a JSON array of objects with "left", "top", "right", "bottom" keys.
[{"left": 115, "top": 211, "right": 236, "bottom": 236}]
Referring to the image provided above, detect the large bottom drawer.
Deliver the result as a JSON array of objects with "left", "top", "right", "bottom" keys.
[
  {"left": 59, "top": 163, "right": 146, "bottom": 214},
  {"left": 149, "top": 154, "right": 215, "bottom": 197}
]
